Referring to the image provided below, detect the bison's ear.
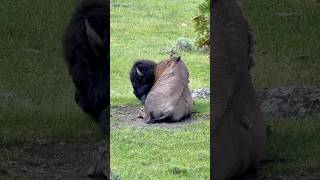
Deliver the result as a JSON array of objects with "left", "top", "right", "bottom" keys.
[
  {"left": 177, "top": 56, "right": 181, "bottom": 61},
  {"left": 85, "top": 19, "right": 103, "bottom": 56},
  {"left": 136, "top": 67, "right": 143, "bottom": 76}
]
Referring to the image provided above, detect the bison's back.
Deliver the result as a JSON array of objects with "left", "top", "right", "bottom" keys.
[{"left": 145, "top": 59, "right": 192, "bottom": 122}]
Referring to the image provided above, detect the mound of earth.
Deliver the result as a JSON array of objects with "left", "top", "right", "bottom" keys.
[
  {"left": 0, "top": 141, "right": 107, "bottom": 180},
  {"left": 259, "top": 85, "right": 320, "bottom": 118}
]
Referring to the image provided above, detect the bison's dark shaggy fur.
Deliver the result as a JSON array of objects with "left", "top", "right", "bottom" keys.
[
  {"left": 129, "top": 60, "right": 157, "bottom": 104},
  {"left": 62, "top": 0, "right": 109, "bottom": 178},
  {"left": 62, "top": 0, "right": 109, "bottom": 132}
]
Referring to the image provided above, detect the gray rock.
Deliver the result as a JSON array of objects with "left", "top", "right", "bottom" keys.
[
  {"left": 0, "top": 91, "right": 15, "bottom": 98},
  {"left": 259, "top": 85, "right": 320, "bottom": 118},
  {"left": 192, "top": 85, "right": 320, "bottom": 118},
  {"left": 191, "top": 88, "right": 210, "bottom": 99}
]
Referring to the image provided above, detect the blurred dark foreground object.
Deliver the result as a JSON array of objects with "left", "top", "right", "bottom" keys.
[
  {"left": 62, "top": 0, "right": 109, "bottom": 179},
  {"left": 62, "top": 0, "right": 108, "bottom": 127},
  {"left": 212, "top": 0, "right": 267, "bottom": 179}
]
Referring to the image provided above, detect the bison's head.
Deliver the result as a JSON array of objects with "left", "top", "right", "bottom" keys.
[
  {"left": 62, "top": 0, "right": 108, "bottom": 125},
  {"left": 129, "top": 60, "right": 157, "bottom": 104}
]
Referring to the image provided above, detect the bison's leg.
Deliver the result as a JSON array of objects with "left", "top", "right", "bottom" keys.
[
  {"left": 144, "top": 112, "right": 154, "bottom": 124},
  {"left": 87, "top": 142, "right": 109, "bottom": 179},
  {"left": 146, "top": 112, "right": 172, "bottom": 124}
]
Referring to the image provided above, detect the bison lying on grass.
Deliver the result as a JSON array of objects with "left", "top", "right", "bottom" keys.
[
  {"left": 62, "top": 0, "right": 108, "bottom": 178},
  {"left": 130, "top": 56, "right": 192, "bottom": 123},
  {"left": 212, "top": 0, "right": 267, "bottom": 179}
]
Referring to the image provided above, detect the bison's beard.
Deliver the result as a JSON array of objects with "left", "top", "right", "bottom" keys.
[{"left": 140, "top": 94, "right": 147, "bottom": 104}]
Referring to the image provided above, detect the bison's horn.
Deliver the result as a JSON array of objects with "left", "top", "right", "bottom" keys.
[
  {"left": 136, "top": 67, "right": 143, "bottom": 76},
  {"left": 85, "top": 19, "right": 103, "bottom": 56}
]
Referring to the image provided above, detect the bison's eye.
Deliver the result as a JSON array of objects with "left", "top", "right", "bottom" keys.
[{"left": 137, "top": 77, "right": 143, "bottom": 83}]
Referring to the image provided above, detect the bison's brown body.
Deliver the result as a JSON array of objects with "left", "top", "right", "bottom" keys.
[
  {"left": 144, "top": 56, "right": 192, "bottom": 123},
  {"left": 212, "top": 0, "right": 267, "bottom": 179}
]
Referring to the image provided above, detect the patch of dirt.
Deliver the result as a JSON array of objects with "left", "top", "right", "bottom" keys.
[
  {"left": 0, "top": 141, "right": 107, "bottom": 180},
  {"left": 111, "top": 106, "right": 208, "bottom": 128}
]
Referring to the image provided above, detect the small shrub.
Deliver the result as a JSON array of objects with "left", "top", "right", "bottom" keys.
[
  {"left": 193, "top": 0, "right": 210, "bottom": 48},
  {"left": 175, "top": 37, "right": 194, "bottom": 51},
  {"left": 159, "top": 37, "right": 194, "bottom": 55}
]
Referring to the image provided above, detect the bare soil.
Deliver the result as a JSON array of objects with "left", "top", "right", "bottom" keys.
[
  {"left": 0, "top": 141, "right": 106, "bottom": 180},
  {"left": 111, "top": 106, "right": 209, "bottom": 129}
]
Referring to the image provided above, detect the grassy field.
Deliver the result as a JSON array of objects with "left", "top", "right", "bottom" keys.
[
  {"left": 1, "top": 0, "right": 319, "bottom": 179},
  {"left": 110, "top": 0, "right": 210, "bottom": 179},
  {"left": 0, "top": 0, "right": 102, "bottom": 154},
  {"left": 242, "top": 0, "right": 320, "bottom": 178},
  {"left": 243, "top": 0, "right": 320, "bottom": 90}
]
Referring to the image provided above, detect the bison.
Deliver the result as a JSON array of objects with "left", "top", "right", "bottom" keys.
[
  {"left": 212, "top": 0, "right": 267, "bottom": 179},
  {"left": 130, "top": 56, "right": 192, "bottom": 123},
  {"left": 144, "top": 56, "right": 193, "bottom": 123},
  {"left": 62, "top": 0, "right": 109, "bottom": 178},
  {"left": 62, "top": 0, "right": 108, "bottom": 133}
]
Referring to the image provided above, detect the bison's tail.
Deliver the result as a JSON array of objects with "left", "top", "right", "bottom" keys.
[{"left": 146, "top": 112, "right": 172, "bottom": 124}]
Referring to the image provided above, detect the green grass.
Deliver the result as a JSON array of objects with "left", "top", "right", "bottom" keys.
[
  {"left": 0, "top": 0, "right": 102, "bottom": 146},
  {"left": 261, "top": 117, "right": 320, "bottom": 178},
  {"left": 111, "top": 123, "right": 210, "bottom": 179},
  {"left": 241, "top": 0, "right": 320, "bottom": 178},
  {"left": 1, "top": 0, "right": 318, "bottom": 179},
  {"left": 110, "top": 0, "right": 210, "bottom": 179},
  {"left": 242, "top": 0, "right": 320, "bottom": 90},
  {"left": 110, "top": 0, "right": 210, "bottom": 105}
]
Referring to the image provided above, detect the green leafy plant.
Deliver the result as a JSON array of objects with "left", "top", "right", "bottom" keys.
[{"left": 193, "top": 0, "right": 210, "bottom": 48}]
